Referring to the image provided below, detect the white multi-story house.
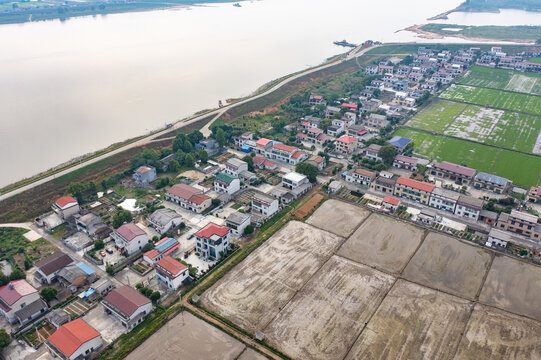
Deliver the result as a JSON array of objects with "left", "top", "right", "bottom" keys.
[
  {"left": 102, "top": 286, "right": 153, "bottom": 330},
  {"left": 345, "top": 168, "right": 375, "bottom": 187},
  {"left": 393, "top": 155, "right": 418, "bottom": 172},
  {"left": 0, "top": 280, "right": 47, "bottom": 325},
  {"left": 147, "top": 208, "right": 182, "bottom": 235},
  {"left": 110, "top": 223, "right": 148, "bottom": 255},
  {"left": 224, "top": 158, "right": 248, "bottom": 177},
  {"left": 52, "top": 196, "right": 80, "bottom": 219},
  {"left": 335, "top": 135, "right": 358, "bottom": 154},
  {"left": 364, "top": 144, "right": 383, "bottom": 162},
  {"left": 155, "top": 256, "right": 189, "bottom": 290},
  {"left": 251, "top": 193, "right": 279, "bottom": 218},
  {"left": 282, "top": 172, "right": 309, "bottom": 190},
  {"left": 214, "top": 173, "right": 241, "bottom": 195},
  {"left": 429, "top": 188, "right": 460, "bottom": 213},
  {"left": 226, "top": 212, "right": 251, "bottom": 238},
  {"left": 454, "top": 195, "right": 484, "bottom": 221},
  {"left": 265, "top": 143, "right": 307, "bottom": 165},
  {"left": 133, "top": 166, "right": 157, "bottom": 186},
  {"left": 195, "top": 223, "right": 231, "bottom": 261},
  {"left": 46, "top": 319, "right": 102, "bottom": 360},
  {"left": 165, "top": 184, "right": 212, "bottom": 213}
]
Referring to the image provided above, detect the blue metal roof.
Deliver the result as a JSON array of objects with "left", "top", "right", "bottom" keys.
[
  {"left": 388, "top": 136, "right": 412, "bottom": 148},
  {"left": 154, "top": 237, "right": 179, "bottom": 253},
  {"left": 77, "top": 262, "right": 95, "bottom": 275}
]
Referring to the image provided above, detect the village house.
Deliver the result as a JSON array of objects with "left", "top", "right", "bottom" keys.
[
  {"left": 76, "top": 213, "right": 110, "bottom": 240},
  {"left": 496, "top": 210, "right": 541, "bottom": 241},
  {"left": 364, "top": 144, "right": 383, "bottom": 162},
  {"left": 345, "top": 168, "right": 375, "bottom": 187},
  {"left": 335, "top": 135, "right": 358, "bottom": 154},
  {"left": 528, "top": 186, "right": 541, "bottom": 204},
  {"left": 341, "top": 103, "right": 358, "bottom": 112},
  {"left": 370, "top": 172, "right": 397, "bottom": 194},
  {"left": 34, "top": 251, "right": 73, "bottom": 285},
  {"left": 473, "top": 172, "right": 512, "bottom": 194},
  {"left": 252, "top": 156, "right": 278, "bottom": 171},
  {"left": 382, "top": 195, "right": 401, "bottom": 211},
  {"left": 296, "top": 132, "right": 308, "bottom": 142},
  {"left": 110, "top": 223, "right": 149, "bottom": 255},
  {"left": 378, "top": 64, "right": 394, "bottom": 75},
  {"left": 479, "top": 210, "right": 498, "bottom": 225},
  {"left": 388, "top": 136, "right": 412, "bottom": 152},
  {"left": 431, "top": 161, "right": 476, "bottom": 184},
  {"left": 233, "top": 132, "right": 253, "bottom": 148},
  {"left": 57, "top": 263, "right": 96, "bottom": 292},
  {"left": 393, "top": 154, "right": 417, "bottom": 171},
  {"left": 52, "top": 196, "right": 80, "bottom": 219},
  {"left": 265, "top": 143, "right": 307, "bottom": 165},
  {"left": 282, "top": 172, "right": 309, "bottom": 190},
  {"left": 362, "top": 113, "right": 389, "bottom": 130},
  {"left": 486, "top": 228, "right": 515, "bottom": 248},
  {"left": 143, "top": 237, "right": 180, "bottom": 265},
  {"left": 47, "top": 309, "right": 71, "bottom": 329},
  {"left": 147, "top": 208, "right": 182, "bottom": 235},
  {"left": 365, "top": 64, "right": 378, "bottom": 75},
  {"left": 306, "top": 155, "right": 326, "bottom": 171},
  {"left": 306, "top": 127, "right": 325, "bottom": 143},
  {"left": 102, "top": 286, "right": 153, "bottom": 330},
  {"left": 309, "top": 94, "right": 326, "bottom": 106},
  {"left": 195, "top": 138, "right": 220, "bottom": 156},
  {"left": 195, "top": 223, "right": 231, "bottom": 261},
  {"left": 454, "top": 195, "right": 484, "bottom": 221},
  {"left": 155, "top": 256, "right": 189, "bottom": 290},
  {"left": 165, "top": 184, "right": 212, "bottom": 213},
  {"left": 0, "top": 279, "right": 47, "bottom": 325},
  {"left": 133, "top": 166, "right": 157, "bottom": 186},
  {"left": 428, "top": 187, "right": 460, "bottom": 213},
  {"left": 226, "top": 212, "right": 251, "bottom": 238},
  {"left": 224, "top": 158, "right": 248, "bottom": 177},
  {"left": 418, "top": 208, "right": 437, "bottom": 225},
  {"left": 251, "top": 193, "right": 279, "bottom": 218},
  {"left": 214, "top": 172, "right": 240, "bottom": 195},
  {"left": 301, "top": 116, "right": 322, "bottom": 130},
  {"left": 342, "top": 111, "right": 357, "bottom": 126},
  {"left": 46, "top": 318, "right": 102, "bottom": 360},
  {"left": 325, "top": 106, "right": 341, "bottom": 119},
  {"left": 347, "top": 124, "right": 368, "bottom": 139},
  {"left": 394, "top": 177, "right": 435, "bottom": 205}
]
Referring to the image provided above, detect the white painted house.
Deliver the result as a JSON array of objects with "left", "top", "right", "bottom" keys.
[
  {"left": 282, "top": 172, "right": 309, "bottom": 190},
  {"left": 102, "top": 286, "right": 153, "bottom": 330},
  {"left": 226, "top": 212, "right": 251, "bottom": 238},
  {"left": 195, "top": 223, "right": 231, "bottom": 261},
  {"left": 46, "top": 318, "right": 103, "bottom": 360},
  {"left": 110, "top": 223, "right": 148, "bottom": 255},
  {"left": 155, "top": 256, "right": 189, "bottom": 290},
  {"left": 214, "top": 173, "right": 241, "bottom": 195}
]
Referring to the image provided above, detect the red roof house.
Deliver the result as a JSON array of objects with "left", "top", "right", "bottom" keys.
[{"left": 47, "top": 318, "right": 102, "bottom": 360}]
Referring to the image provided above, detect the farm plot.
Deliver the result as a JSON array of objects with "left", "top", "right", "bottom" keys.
[
  {"left": 393, "top": 128, "right": 444, "bottom": 158},
  {"left": 444, "top": 105, "right": 505, "bottom": 143},
  {"left": 486, "top": 112, "right": 541, "bottom": 152},
  {"left": 306, "top": 199, "right": 370, "bottom": 237},
  {"left": 505, "top": 73, "right": 538, "bottom": 94},
  {"left": 402, "top": 232, "right": 492, "bottom": 300},
  {"left": 264, "top": 256, "right": 395, "bottom": 360},
  {"left": 346, "top": 280, "right": 472, "bottom": 360},
  {"left": 458, "top": 66, "right": 513, "bottom": 89},
  {"left": 492, "top": 151, "right": 541, "bottom": 188},
  {"left": 407, "top": 100, "right": 467, "bottom": 132},
  {"left": 434, "top": 137, "right": 500, "bottom": 172},
  {"left": 337, "top": 213, "right": 425, "bottom": 274},
  {"left": 200, "top": 221, "right": 343, "bottom": 332},
  {"left": 479, "top": 255, "right": 541, "bottom": 322},
  {"left": 455, "top": 304, "right": 541, "bottom": 360}
]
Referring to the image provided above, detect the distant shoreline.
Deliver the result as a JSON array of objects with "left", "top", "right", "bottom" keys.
[{"left": 405, "top": 24, "right": 537, "bottom": 44}]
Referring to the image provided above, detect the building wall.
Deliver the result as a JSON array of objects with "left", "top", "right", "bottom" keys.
[
  {"left": 113, "top": 233, "right": 148, "bottom": 255},
  {"left": 252, "top": 199, "right": 279, "bottom": 218},
  {"left": 1, "top": 293, "right": 41, "bottom": 323},
  {"left": 226, "top": 219, "right": 250, "bottom": 238},
  {"left": 156, "top": 268, "right": 188, "bottom": 290},
  {"left": 69, "top": 336, "right": 103, "bottom": 360},
  {"left": 59, "top": 205, "right": 80, "bottom": 219},
  {"left": 429, "top": 196, "right": 456, "bottom": 213},
  {"left": 454, "top": 205, "right": 480, "bottom": 221}
]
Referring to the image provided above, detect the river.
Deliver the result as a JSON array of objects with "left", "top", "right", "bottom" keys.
[{"left": 0, "top": 0, "right": 476, "bottom": 187}]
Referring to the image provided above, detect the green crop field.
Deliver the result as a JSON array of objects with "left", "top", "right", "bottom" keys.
[
  {"left": 440, "top": 85, "right": 541, "bottom": 115},
  {"left": 458, "top": 66, "right": 513, "bottom": 89},
  {"left": 394, "top": 128, "right": 541, "bottom": 187},
  {"left": 407, "top": 100, "right": 467, "bottom": 132}
]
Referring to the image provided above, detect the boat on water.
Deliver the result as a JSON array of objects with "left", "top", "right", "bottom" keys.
[
  {"left": 333, "top": 40, "right": 357, "bottom": 48},
  {"left": 233, "top": 2, "right": 241, "bottom": 7}
]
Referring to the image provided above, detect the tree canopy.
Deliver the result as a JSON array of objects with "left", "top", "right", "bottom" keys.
[{"left": 295, "top": 162, "right": 318, "bottom": 183}]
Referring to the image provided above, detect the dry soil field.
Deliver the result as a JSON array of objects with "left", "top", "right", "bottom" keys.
[{"left": 199, "top": 199, "right": 541, "bottom": 360}]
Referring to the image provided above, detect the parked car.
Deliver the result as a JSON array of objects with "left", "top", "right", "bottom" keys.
[
  {"left": 105, "top": 249, "right": 113, "bottom": 254},
  {"left": 99, "top": 250, "right": 106, "bottom": 257}
]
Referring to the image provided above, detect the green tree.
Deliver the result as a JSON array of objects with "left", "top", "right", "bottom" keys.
[
  {"left": 188, "top": 130, "right": 204, "bottom": 145},
  {"left": 242, "top": 155, "right": 254, "bottom": 171},
  {"left": 295, "top": 162, "right": 318, "bottom": 183},
  {"left": 215, "top": 128, "right": 227, "bottom": 147},
  {"left": 142, "top": 243, "right": 153, "bottom": 252},
  {"left": 106, "top": 265, "right": 114, "bottom": 275},
  {"left": 212, "top": 198, "right": 221, "bottom": 207},
  {"left": 167, "top": 159, "right": 181, "bottom": 173},
  {"left": 182, "top": 140, "right": 194, "bottom": 153},
  {"left": 67, "top": 182, "right": 86, "bottom": 201},
  {"left": 112, "top": 210, "right": 132, "bottom": 229},
  {"left": 244, "top": 225, "right": 254, "bottom": 235},
  {"left": 380, "top": 144, "right": 397, "bottom": 165},
  {"left": 150, "top": 291, "right": 161, "bottom": 302},
  {"left": 184, "top": 153, "right": 195, "bottom": 168},
  {"left": 0, "top": 328, "right": 10, "bottom": 352},
  {"left": 94, "top": 239, "right": 105, "bottom": 250},
  {"left": 175, "top": 150, "right": 186, "bottom": 165},
  {"left": 40, "top": 287, "right": 58, "bottom": 302},
  {"left": 172, "top": 134, "right": 187, "bottom": 152},
  {"left": 198, "top": 150, "right": 208, "bottom": 164}
]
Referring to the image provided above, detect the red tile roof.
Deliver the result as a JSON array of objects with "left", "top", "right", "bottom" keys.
[
  {"left": 308, "top": 155, "right": 324, "bottom": 163},
  {"left": 296, "top": 133, "right": 308, "bottom": 139},
  {"left": 341, "top": 103, "right": 358, "bottom": 110},
  {"left": 252, "top": 156, "right": 266, "bottom": 165},
  {"left": 167, "top": 184, "right": 202, "bottom": 200},
  {"left": 55, "top": 196, "right": 78, "bottom": 209},
  {"left": 0, "top": 280, "right": 37, "bottom": 307},
  {"left": 291, "top": 151, "right": 305, "bottom": 159},
  {"left": 48, "top": 319, "right": 100, "bottom": 357},
  {"left": 394, "top": 155, "right": 417, "bottom": 164},
  {"left": 337, "top": 135, "right": 357, "bottom": 144},
  {"left": 355, "top": 168, "right": 375, "bottom": 177},
  {"left": 144, "top": 249, "right": 160, "bottom": 260},
  {"left": 256, "top": 138, "right": 273, "bottom": 147},
  {"left": 190, "top": 193, "right": 211, "bottom": 205},
  {"left": 104, "top": 286, "right": 151, "bottom": 317},
  {"left": 301, "top": 121, "right": 310, "bottom": 127},
  {"left": 272, "top": 143, "right": 296, "bottom": 153},
  {"left": 396, "top": 177, "right": 435, "bottom": 193},
  {"left": 156, "top": 256, "right": 187, "bottom": 276},
  {"left": 116, "top": 223, "right": 146, "bottom": 241},
  {"left": 195, "top": 223, "right": 230, "bottom": 239},
  {"left": 312, "top": 95, "right": 323, "bottom": 100},
  {"left": 435, "top": 161, "right": 476, "bottom": 177},
  {"left": 263, "top": 160, "right": 277, "bottom": 168},
  {"left": 383, "top": 196, "right": 401, "bottom": 206}
]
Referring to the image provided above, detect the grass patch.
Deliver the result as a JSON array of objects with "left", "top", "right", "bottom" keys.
[
  {"left": 0, "top": 228, "right": 29, "bottom": 261},
  {"left": 407, "top": 99, "right": 467, "bottom": 132}
]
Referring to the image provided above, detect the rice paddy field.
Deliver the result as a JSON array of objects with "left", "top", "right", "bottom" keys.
[
  {"left": 458, "top": 66, "right": 541, "bottom": 95},
  {"left": 394, "top": 128, "right": 541, "bottom": 187},
  {"left": 440, "top": 84, "right": 541, "bottom": 116},
  {"left": 407, "top": 100, "right": 467, "bottom": 132}
]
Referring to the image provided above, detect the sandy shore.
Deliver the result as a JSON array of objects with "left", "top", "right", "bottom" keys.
[{"left": 404, "top": 24, "right": 535, "bottom": 44}]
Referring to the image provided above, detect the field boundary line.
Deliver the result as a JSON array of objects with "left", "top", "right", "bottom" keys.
[
  {"left": 457, "top": 82, "right": 541, "bottom": 98},
  {"left": 437, "top": 96, "right": 541, "bottom": 118}
]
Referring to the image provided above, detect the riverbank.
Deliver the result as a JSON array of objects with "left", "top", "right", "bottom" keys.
[
  {"left": 428, "top": 0, "right": 541, "bottom": 20},
  {"left": 0, "top": 0, "right": 234, "bottom": 25},
  {"left": 405, "top": 24, "right": 536, "bottom": 44}
]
